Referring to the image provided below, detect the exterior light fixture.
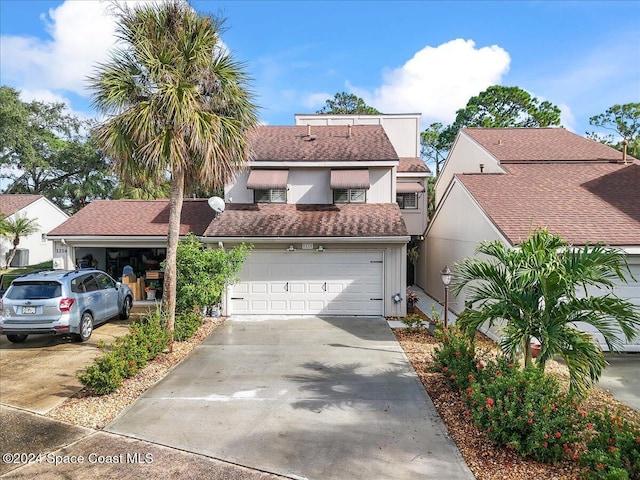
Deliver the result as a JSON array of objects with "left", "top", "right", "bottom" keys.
[
  {"left": 440, "top": 265, "right": 452, "bottom": 327},
  {"left": 287, "top": 245, "right": 295, "bottom": 251}
]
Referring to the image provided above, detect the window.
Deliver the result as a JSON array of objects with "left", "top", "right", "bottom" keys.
[
  {"left": 254, "top": 189, "right": 286, "bottom": 203},
  {"left": 397, "top": 193, "right": 418, "bottom": 209},
  {"left": 333, "top": 188, "right": 366, "bottom": 204},
  {"left": 95, "top": 273, "right": 115, "bottom": 290}
]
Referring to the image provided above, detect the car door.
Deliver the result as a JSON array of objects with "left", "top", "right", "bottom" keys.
[
  {"left": 95, "top": 272, "right": 119, "bottom": 321},
  {"left": 80, "top": 274, "right": 104, "bottom": 321}
]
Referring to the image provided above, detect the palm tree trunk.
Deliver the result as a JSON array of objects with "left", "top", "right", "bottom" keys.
[
  {"left": 524, "top": 337, "right": 532, "bottom": 368},
  {"left": 5, "top": 236, "right": 21, "bottom": 269},
  {"left": 162, "top": 168, "right": 185, "bottom": 352}
]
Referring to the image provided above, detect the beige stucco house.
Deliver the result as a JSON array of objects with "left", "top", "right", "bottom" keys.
[
  {"left": 48, "top": 114, "right": 431, "bottom": 317},
  {"left": 419, "top": 127, "right": 640, "bottom": 351},
  {"left": 0, "top": 194, "right": 69, "bottom": 268}
]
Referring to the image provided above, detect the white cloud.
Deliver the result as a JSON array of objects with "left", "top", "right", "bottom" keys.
[
  {"left": 351, "top": 39, "right": 511, "bottom": 126},
  {"left": 303, "top": 92, "right": 333, "bottom": 109}
]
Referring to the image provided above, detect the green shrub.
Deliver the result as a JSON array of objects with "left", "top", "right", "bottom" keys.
[
  {"left": 433, "top": 326, "right": 477, "bottom": 391},
  {"left": 401, "top": 313, "right": 424, "bottom": 333},
  {"left": 174, "top": 310, "right": 203, "bottom": 341},
  {"left": 467, "top": 364, "right": 584, "bottom": 463},
  {"left": 77, "top": 351, "right": 126, "bottom": 395},
  {"left": 77, "top": 308, "right": 169, "bottom": 395},
  {"left": 580, "top": 410, "right": 640, "bottom": 479}
]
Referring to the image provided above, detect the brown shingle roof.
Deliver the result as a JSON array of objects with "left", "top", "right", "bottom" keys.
[
  {"left": 249, "top": 125, "right": 399, "bottom": 162},
  {"left": 0, "top": 194, "right": 43, "bottom": 216},
  {"left": 457, "top": 161, "right": 640, "bottom": 246},
  {"left": 204, "top": 203, "right": 408, "bottom": 238},
  {"left": 464, "top": 128, "right": 631, "bottom": 163},
  {"left": 398, "top": 157, "right": 430, "bottom": 173},
  {"left": 48, "top": 199, "right": 215, "bottom": 236}
]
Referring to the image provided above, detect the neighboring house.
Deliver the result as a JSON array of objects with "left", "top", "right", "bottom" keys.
[
  {"left": 48, "top": 114, "right": 431, "bottom": 317},
  {"left": 0, "top": 194, "right": 69, "bottom": 268},
  {"left": 419, "top": 127, "right": 640, "bottom": 351}
]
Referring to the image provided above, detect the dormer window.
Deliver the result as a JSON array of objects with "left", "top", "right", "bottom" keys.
[
  {"left": 255, "top": 189, "right": 286, "bottom": 203},
  {"left": 333, "top": 188, "right": 366, "bottom": 204}
]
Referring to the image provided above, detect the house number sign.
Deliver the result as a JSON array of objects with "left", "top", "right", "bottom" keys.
[{"left": 301, "top": 243, "right": 314, "bottom": 250}]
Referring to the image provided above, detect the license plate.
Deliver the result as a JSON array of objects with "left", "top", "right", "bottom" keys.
[{"left": 22, "top": 306, "right": 36, "bottom": 314}]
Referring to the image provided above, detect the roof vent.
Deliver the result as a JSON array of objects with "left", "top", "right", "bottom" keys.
[
  {"left": 496, "top": 139, "right": 503, "bottom": 145},
  {"left": 348, "top": 125, "right": 352, "bottom": 138},
  {"left": 622, "top": 139, "right": 629, "bottom": 164},
  {"left": 307, "top": 125, "right": 311, "bottom": 136},
  {"left": 304, "top": 134, "right": 317, "bottom": 141}
]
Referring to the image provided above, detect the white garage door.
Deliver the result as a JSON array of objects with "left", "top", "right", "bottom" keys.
[{"left": 230, "top": 250, "right": 384, "bottom": 316}]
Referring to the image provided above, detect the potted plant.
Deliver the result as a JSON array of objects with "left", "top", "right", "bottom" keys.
[
  {"left": 145, "top": 281, "right": 160, "bottom": 300},
  {"left": 406, "top": 288, "right": 419, "bottom": 313}
]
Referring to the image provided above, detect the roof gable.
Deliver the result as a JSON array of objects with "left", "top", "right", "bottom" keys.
[
  {"left": 464, "top": 128, "right": 630, "bottom": 164},
  {"left": 248, "top": 125, "right": 399, "bottom": 162},
  {"left": 0, "top": 194, "right": 43, "bottom": 216}
]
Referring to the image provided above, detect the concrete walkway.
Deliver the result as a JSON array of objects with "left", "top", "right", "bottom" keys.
[{"left": 107, "top": 317, "right": 475, "bottom": 480}]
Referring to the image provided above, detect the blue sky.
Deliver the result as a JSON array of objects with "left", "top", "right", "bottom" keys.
[{"left": 1, "top": 0, "right": 639, "bottom": 138}]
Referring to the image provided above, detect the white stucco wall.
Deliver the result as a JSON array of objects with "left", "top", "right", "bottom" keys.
[
  {"left": 435, "top": 132, "right": 505, "bottom": 207},
  {"left": 1, "top": 197, "right": 68, "bottom": 267}
]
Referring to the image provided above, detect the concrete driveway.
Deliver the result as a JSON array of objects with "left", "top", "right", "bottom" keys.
[
  {"left": 0, "top": 319, "right": 130, "bottom": 414},
  {"left": 107, "top": 317, "right": 474, "bottom": 480}
]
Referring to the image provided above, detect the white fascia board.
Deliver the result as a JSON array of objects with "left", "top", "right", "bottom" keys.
[
  {"left": 248, "top": 161, "right": 399, "bottom": 168},
  {"left": 201, "top": 236, "right": 410, "bottom": 244},
  {"left": 397, "top": 172, "right": 430, "bottom": 178},
  {"left": 617, "top": 247, "right": 640, "bottom": 255},
  {"left": 46, "top": 235, "right": 169, "bottom": 247}
]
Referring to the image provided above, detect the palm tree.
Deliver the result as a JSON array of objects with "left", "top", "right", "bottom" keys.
[
  {"left": 0, "top": 214, "right": 40, "bottom": 269},
  {"left": 87, "top": 0, "right": 259, "bottom": 347},
  {"left": 452, "top": 229, "right": 640, "bottom": 397}
]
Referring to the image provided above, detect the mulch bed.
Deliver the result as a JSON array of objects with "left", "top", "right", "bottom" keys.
[{"left": 392, "top": 307, "right": 640, "bottom": 480}]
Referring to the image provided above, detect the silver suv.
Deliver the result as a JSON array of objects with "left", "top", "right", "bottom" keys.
[{"left": 0, "top": 269, "right": 133, "bottom": 343}]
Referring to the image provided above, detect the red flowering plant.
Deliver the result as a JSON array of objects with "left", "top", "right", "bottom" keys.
[
  {"left": 579, "top": 409, "right": 640, "bottom": 479},
  {"left": 467, "top": 364, "right": 585, "bottom": 464},
  {"left": 433, "top": 325, "right": 477, "bottom": 392}
]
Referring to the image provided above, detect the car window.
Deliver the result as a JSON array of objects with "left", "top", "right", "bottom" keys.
[
  {"left": 6, "top": 281, "right": 62, "bottom": 300},
  {"left": 95, "top": 272, "right": 115, "bottom": 290},
  {"left": 70, "top": 277, "right": 86, "bottom": 294},
  {"left": 82, "top": 275, "right": 100, "bottom": 293}
]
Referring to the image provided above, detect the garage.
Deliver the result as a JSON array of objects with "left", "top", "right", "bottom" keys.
[{"left": 229, "top": 250, "right": 384, "bottom": 316}]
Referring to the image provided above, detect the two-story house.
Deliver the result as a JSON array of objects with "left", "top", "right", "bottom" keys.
[{"left": 48, "top": 114, "right": 430, "bottom": 317}]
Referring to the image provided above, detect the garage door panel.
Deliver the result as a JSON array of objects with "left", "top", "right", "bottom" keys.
[{"left": 230, "top": 250, "right": 384, "bottom": 316}]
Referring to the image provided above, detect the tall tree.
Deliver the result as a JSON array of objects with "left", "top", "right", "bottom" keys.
[
  {"left": 88, "top": 0, "right": 259, "bottom": 345},
  {"left": 452, "top": 230, "right": 640, "bottom": 397},
  {"left": 587, "top": 103, "right": 640, "bottom": 159},
  {"left": 420, "top": 122, "right": 448, "bottom": 176},
  {"left": 0, "top": 214, "right": 40, "bottom": 269},
  {"left": 440, "top": 86, "right": 562, "bottom": 150},
  {"left": 316, "top": 92, "right": 380, "bottom": 115},
  {"left": 0, "top": 86, "right": 115, "bottom": 213}
]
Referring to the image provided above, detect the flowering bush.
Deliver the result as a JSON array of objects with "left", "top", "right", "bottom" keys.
[
  {"left": 580, "top": 409, "right": 640, "bottom": 479},
  {"left": 468, "top": 365, "right": 584, "bottom": 463},
  {"left": 433, "top": 326, "right": 476, "bottom": 391}
]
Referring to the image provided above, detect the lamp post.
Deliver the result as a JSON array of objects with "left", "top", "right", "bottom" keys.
[{"left": 440, "top": 265, "right": 452, "bottom": 328}]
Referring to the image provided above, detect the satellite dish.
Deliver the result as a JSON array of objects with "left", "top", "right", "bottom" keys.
[{"left": 208, "top": 196, "right": 226, "bottom": 213}]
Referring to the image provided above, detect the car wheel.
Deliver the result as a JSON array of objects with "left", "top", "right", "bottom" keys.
[
  {"left": 74, "top": 312, "right": 94, "bottom": 342},
  {"left": 6, "top": 334, "right": 28, "bottom": 343},
  {"left": 119, "top": 296, "right": 132, "bottom": 320}
]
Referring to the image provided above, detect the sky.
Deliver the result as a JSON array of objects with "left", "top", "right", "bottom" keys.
[{"left": 1, "top": 0, "right": 639, "bottom": 139}]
